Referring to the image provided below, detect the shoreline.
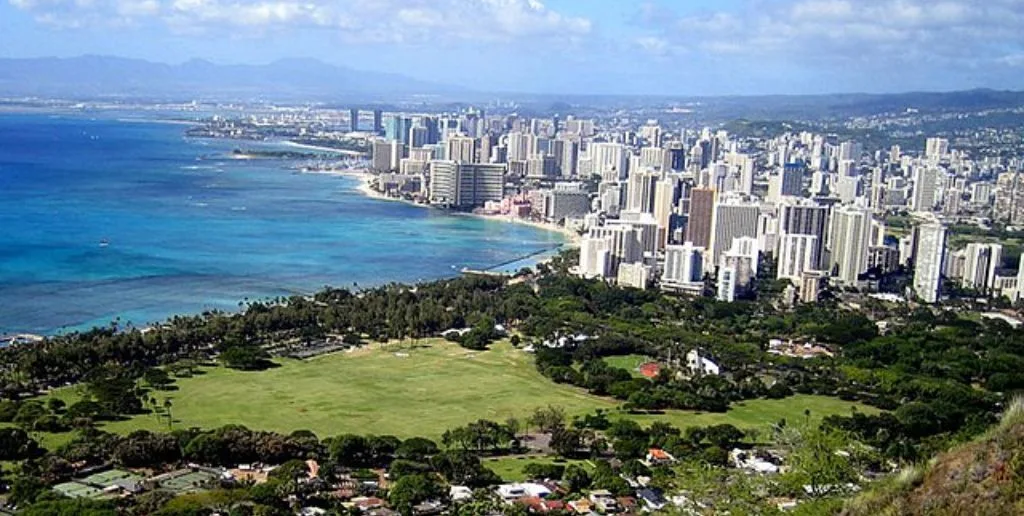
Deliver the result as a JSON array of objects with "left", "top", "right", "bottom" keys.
[
  {"left": 280, "top": 140, "right": 366, "bottom": 156},
  {"left": 346, "top": 172, "right": 581, "bottom": 246}
]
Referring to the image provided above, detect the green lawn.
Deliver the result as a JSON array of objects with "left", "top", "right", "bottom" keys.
[
  {"left": 46, "top": 340, "right": 877, "bottom": 442},
  {"left": 483, "top": 455, "right": 593, "bottom": 482},
  {"left": 601, "top": 354, "right": 652, "bottom": 378}
]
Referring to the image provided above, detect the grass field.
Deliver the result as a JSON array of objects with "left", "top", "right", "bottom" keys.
[
  {"left": 483, "top": 455, "right": 593, "bottom": 482},
  {"left": 48, "top": 340, "right": 876, "bottom": 442},
  {"left": 601, "top": 354, "right": 652, "bottom": 378}
]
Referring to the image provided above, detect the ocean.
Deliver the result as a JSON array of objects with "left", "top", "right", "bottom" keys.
[{"left": 0, "top": 113, "right": 565, "bottom": 335}]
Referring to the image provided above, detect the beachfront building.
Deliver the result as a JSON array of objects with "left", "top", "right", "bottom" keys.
[{"left": 428, "top": 161, "right": 505, "bottom": 208}]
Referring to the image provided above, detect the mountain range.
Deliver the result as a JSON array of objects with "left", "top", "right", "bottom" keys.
[{"left": 0, "top": 56, "right": 461, "bottom": 101}]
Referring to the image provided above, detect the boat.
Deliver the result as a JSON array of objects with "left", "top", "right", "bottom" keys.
[{"left": 99, "top": 239, "right": 110, "bottom": 248}]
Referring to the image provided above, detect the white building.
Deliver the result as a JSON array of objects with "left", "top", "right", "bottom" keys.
[
  {"left": 617, "top": 261, "right": 652, "bottom": 289},
  {"left": 717, "top": 265, "right": 737, "bottom": 302},
  {"left": 778, "top": 234, "right": 820, "bottom": 282},
  {"left": 913, "top": 223, "right": 947, "bottom": 303},
  {"left": 590, "top": 142, "right": 628, "bottom": 182},
  {"left": 829, "top": 205, "right": 872, "bottom": 285},
  {"left": 963, "top": 243, "right": 1002, "bottom": 292}
]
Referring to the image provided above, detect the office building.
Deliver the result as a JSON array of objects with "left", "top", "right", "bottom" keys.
[
  {"left": 663, "top": 242, "right": 705, "bottom": 287},
  {"left": 911, "top": 167, "right": 938, "bottom": 212},
  {"left": 627, "top": 168, "right": 661, "bottom": 214},
  {"left": 372, "top": 110, "right": 383, "bottom": 134}
]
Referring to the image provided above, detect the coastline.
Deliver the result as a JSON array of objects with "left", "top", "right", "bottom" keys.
[
  {"left": 281, "top": 140, "right": 366, "bottom": 156},
  {"left": 346, "top": 172, "right": 581, "bottom": 246}
]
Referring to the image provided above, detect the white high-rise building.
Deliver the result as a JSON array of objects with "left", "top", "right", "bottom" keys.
[
  {"left": 653, "top": 176, "right": 679, "bottom": 250},
  {"left": 829, "top": 205, "right": 872, "bottom": 285},
  {"left": 777, "top": 234, "right": 820, "bottom": 282},
  {"left": 925, "top": 137, "right": 949, "bottom": 161},
  {"left": 709, "top": 197, "right": 760, "bottom": 269},
  {"left": 963, "top": 243, "right": 1002, "bottom": 292},
  {"left": 586, "top": 224, "right": 642, "bottom": 276},
  {"left": 911, "top": 167, "right": 938, "bottom": 212},
  {"left": 627, "top": 168, "right": 661, "bottom": 214},
  {"left": 721, "top": 236, "right": 760, "bottom": 288},
  {"left": 428, "top": 161, "right": 505, "bottom": 208},
  {"left": 913, "top": 223, "right": 947, "bottom": 303},
  {"left": 663, "top": 242, "right": 705, "bottom": 286},
  {"left": 590, "top": 142, "right": 629, "bottom": 182},
  {"left": 579, "top": 236, "right": 612, "bottom": 279},
  {"left": 446, "top": 135, "right": 477, "bottom": 163}
]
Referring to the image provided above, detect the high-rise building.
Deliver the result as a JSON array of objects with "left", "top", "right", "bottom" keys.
[
  {"left": 653, "top": 176, "right": 680, "bottom": 249},
  {"left": 428, "top": 161, "right": 505, "bottom": 208},
  {"left": 780, "top": 162, "right": 804, "bottom": 197},
  {"left": 911, "top": 166, "right": 938, "bottom": 212},
  {"left": 963, "top": 243, "right": 1002, "bottom": 292},
  {"left": 829, "top": 205, "right": 872, "bottom": 285},
  {"left": 371, "top": 140, "right": 395, "bottom": 172},
  {"left": 663, "top": 242, "right": 705, "bottom": 287},
  {"left": 586, "top": 225, "right": 642, "bottom": 276},
  {"left": 384, "top": 115, "right": 413, "bottom": 144},
  {"left": 686, "top": 188, "right": 716, "bottom": 249},
  {"left": 913, "top": 223, "right": 947, "bottom": 303},
  {"left": 542, "top": 183, "right": 590, "bottom": 222},
  {"left": 372, "top": 110, "right": 383, "bottom": 134},
  {"left": 709, "top": 197, "right": 760, "bottom": 267},
  {"left": 627, "top": 168, "right": 661, "bottom": 214},
  {"left": 446, "top": 135, "right": 477, "bottom": 163},
  {"left": 617, "top": 262, "right": 652, "bottom": 289},
  {"left": 721, "top": 236, "right": 759, "bottom": 289},
  {"left": 777, "top": 200, "right": 829, "bottom": 269},
  {"left": 349, "top": 108, "right": 360, "bottom": 132},
  {"left": 777, "top": 234, "right": 820, "bottom": 282},
  {"left": 925, "top": 137, "right": 949, "bottom": 160},
  {"left": 995, "top": 172, "right": 1024, "bottom": 225},
  {"left": 590, "top": 142, "right": 629, "bottom": 182},
  {"left": 579, "top": 237, "right": 611, "bottom": 279}
]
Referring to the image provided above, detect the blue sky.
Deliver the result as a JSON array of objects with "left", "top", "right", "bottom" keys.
[{"left": 3, "top": 0, "right": 1024, "bottom": 95}]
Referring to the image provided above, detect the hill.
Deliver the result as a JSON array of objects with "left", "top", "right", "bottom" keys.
[
  {"left": 0, "top": 55, "right": 461, "bottom": 101},
  {"left": 844, "top": 399, "right": 1024, "bottom": 516}
]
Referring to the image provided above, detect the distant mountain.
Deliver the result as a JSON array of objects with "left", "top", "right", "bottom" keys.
[{"left": 0, "top": 55, "right": 462, "bottom": 101}]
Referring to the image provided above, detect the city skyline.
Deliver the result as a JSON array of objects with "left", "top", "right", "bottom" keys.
[{"left": 2, "top": 0, "right": 1024, "bottom": 96}]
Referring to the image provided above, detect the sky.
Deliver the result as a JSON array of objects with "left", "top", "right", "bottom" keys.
[{"left": 2, "top": 0, "right": 1024, "bottom": 96}]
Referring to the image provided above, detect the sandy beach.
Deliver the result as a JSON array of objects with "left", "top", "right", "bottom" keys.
[
  {"left": 282, "top": 140, "right": 366, "bottom": 156},
  {"left": 347, "top": 171, "right": 581, "bottom": 245}
]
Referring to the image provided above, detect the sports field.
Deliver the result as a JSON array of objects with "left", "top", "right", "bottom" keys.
[{"left": 54, "top": 340, "right": 874, "bottom": 441}]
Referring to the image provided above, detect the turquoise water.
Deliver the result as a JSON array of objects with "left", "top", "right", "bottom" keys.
[{"left": 0, "top": 114, "right": 564, "bottom": 334}]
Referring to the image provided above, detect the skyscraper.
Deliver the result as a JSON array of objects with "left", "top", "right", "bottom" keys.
[
  {"left": 709, "top": 197, "right": 760, "bottom": 267},
  {"left": 913, "top": 223, "right": 947, "bottom": 303},
  {"left": 911, "top": 166, "right": 938, "bottom": 212},
  {"left": 663, "top": 242, "right": 704, "bottom": 286},
  {"left": 686, "top": 188, "right": 717, "bottom": 249},
  {"left": 777, "top": 200, "right": 829, "bottom": 269},
  {"left": 963, "top": 243, "right": 1002, "bottom": 292},
  {"left": 446, "top": 135, "right": 477, "bottom": 163},
  {"left": 829, "top": 205, "right": 872, "bottom": 285},
  {"left": 590, "top": 142, "right": 628, "bottom": 182},
  {"left": 777, "top": 234, "right": 820, "bottom": 282},
  {"left": 780, "top": 162, "right": 804, "bottom": 197},
  {"left": 349, "top": 108, "right": 359, "bottom": 132},
  {"left": 627, "top": 168, "right": 660, "bottom": 214},
  {"left": 372, "top": 110, "right": 383, "bottom": 134}
]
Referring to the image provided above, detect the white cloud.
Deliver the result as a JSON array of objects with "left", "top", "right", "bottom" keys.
[
  {"left": 636, "top": 0, "right": 1024, "bottom": 67},
  {"left": 8, "top": 0, "right": 591, "bottom": 43}
]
